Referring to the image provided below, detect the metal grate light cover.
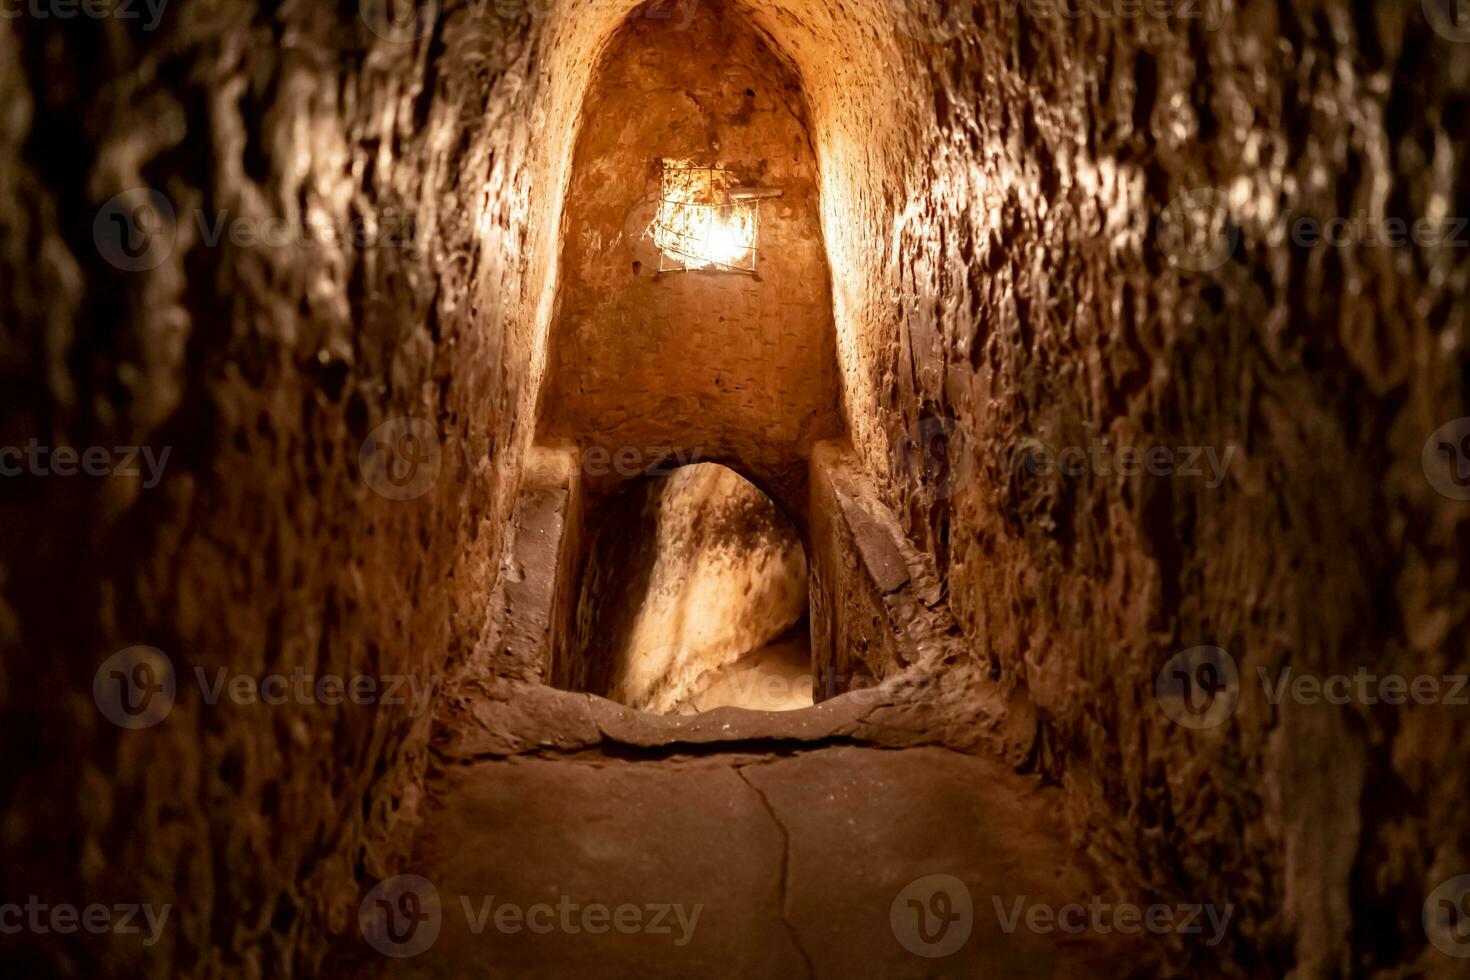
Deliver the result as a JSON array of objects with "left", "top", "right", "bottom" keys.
[{"left": 651, "top": 161, "right": 759, "bottom": 274}]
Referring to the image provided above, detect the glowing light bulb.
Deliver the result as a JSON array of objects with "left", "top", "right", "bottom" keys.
[
  {"left": 706, "top": 219, "right": 745, "bottom": 265},
  {"left": 651, "top": 162, "right": 757, "bottom": 272}
]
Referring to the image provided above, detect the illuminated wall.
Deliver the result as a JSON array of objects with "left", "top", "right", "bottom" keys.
[{"left": 535, "top": 2, "right": 842, "bottom": 517}]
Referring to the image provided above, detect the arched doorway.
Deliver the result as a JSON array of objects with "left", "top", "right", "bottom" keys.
[
  {"left": 519, "top": 0, "right": 860, "bottom": 713},
  {"left": 557, "top": 463, "right": 813, "bottom": 713}
]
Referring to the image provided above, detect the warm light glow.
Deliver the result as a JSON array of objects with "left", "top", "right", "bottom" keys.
[{"left": 651, "top": 161, "right": 758, "bottom": 272}]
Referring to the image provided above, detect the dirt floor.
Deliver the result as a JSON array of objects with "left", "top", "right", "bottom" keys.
[{"left": 333, "top": 690, "right": 1152, "bottom": 979}]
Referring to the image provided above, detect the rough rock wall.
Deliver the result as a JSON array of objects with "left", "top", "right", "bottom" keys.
[
  {"left": 4, "top": 0, "right": 1465, "bottom": 975},
  {"left": 807, "top": 440, "right": 949, "bottom": 697},
  {"left": 514, "top": 1, "right": 1470, "bottom": 972},
  {"left": 561, "top": 463, "right": 806, "bottom": 713},
  {"left": 854, "top": 4, "right": 1470, "bottom": 977},
  {"left": 0, "top": 3, "right": 551, "bottom": 975}
]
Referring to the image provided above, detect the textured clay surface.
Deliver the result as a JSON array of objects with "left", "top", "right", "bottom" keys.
[
  {"left": 536, "top": 2, "right": 842, "bottom": 517},
  {"left": 1, "top": 5, "right": 547, "bottom": 977},
  {"left": 3, "top": 1, "right": 1467, "bottom": 978},
  {"left": 359, "top": 746, "right": 1146, "bottom": 979},
  {"left": 559, "top": 463, "right": 807, "bottom": 713}
]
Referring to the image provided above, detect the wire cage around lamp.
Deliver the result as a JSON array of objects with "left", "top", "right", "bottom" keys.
[{"left": 650, "top": 162, "right": 760, "bottom": 275}]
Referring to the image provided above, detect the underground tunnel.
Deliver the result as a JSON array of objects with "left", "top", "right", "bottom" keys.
[{"left": 2, "top": 0, "right": 1470, "bottom": 977}]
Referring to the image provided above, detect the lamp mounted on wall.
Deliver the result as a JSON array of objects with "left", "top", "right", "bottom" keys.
[{"left": 650, "top": 160, "right": 782, "bottom": 276}]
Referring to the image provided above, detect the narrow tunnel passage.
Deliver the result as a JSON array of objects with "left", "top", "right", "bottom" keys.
[{"left": 4, "top": 0, "right": 1469, "bottom": 978}]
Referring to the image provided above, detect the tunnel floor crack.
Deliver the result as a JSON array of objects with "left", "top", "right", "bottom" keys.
[
  {"left": 733, "top": 762, "right": 816, "bottom": 979},
  {"left": 338, "top": 733, "right": 1151, "bottom": 978}
]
